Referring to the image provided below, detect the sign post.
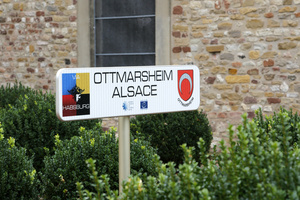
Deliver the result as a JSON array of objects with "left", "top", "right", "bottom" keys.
[
  {"left": 56, "top": 65, "right": 200, "bottom": 193},
  {"left": 118, "top": 116, "right": 130, "bottom": 193}
]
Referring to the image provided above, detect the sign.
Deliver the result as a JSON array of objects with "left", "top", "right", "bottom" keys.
[{"left": 56, "top": 65, "right": 200, "bottom": 121}]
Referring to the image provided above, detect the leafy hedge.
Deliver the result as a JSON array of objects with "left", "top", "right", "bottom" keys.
[
  {"left": 0, "top": 82, "right": 36, "bottom": 109},
  {"left": 0, "top": 125, "right": 39, "bottom": 200},
  {"left": 78, "top": 111, "right": 300, "bottom": 199},
  {"left": 130, "top": 110, "right": 212, "bottom": 166},
  {"left": 254, "top": 107, "right": 300, "bottom": 146},
  {"left": 0, "top": 83, "right": 98, "bottom": 170},
  {"left": 41, "top": 126, "right": 158, "bottom": 199}
]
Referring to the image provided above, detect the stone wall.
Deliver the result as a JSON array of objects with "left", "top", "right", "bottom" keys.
[
  {"left": 0, "top": 0, "right": 77, "bottom": 90},
  {"left": 2, "top": 0, "right": 300, "bottom": 145},
  {"left": 171, "top": 0, "right": 300, "bottom": 145}
]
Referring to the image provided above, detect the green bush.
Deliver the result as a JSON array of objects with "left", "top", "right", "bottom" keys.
[
  {"left": 254, "top": 107, "right": 300, "bottom": 146},
  {"left": 0, "top": 84, "right": 99, "bottom": 170},
  {"left": 0, "top": 82, "right": 36, "bottom": 108},
  {"left": 0, "top": 125, "right": 39, "bottom": 200},
  {"left": 130, "top": 110, "right": 213, "bottom": 166},
  {"left": 41, "top": 125, "right": 158, "bottom": 199},
  {"left": 79, "top": 112, "right": 300, "bottom": 200}
]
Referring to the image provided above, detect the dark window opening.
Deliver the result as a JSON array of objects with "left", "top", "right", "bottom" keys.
[{"left": 94, "top": 0, "right": 155, "bottom": 67}]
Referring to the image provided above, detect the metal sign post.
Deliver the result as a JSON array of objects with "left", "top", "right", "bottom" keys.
[{"left": 118, "top": 116, "right": 130, "bottom": 193}]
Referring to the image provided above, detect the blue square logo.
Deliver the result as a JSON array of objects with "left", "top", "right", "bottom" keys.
[{"left": 140, "top": 101, "right": 148, "bottom": 109}]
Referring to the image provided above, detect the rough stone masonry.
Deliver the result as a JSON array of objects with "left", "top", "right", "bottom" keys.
[
  {"left": 1, "top": 0, "right": 300, "bottom": 146},
  {"left": 0, "top": 0, "right": 77, "bottom": 90},
  {"left": 171, "top": 0, "right": 300, "bottom": 146}
]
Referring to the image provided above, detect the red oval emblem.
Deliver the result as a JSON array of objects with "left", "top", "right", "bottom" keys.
[{"left": 178, "top": 70, "right": 194, "bottom": 101}]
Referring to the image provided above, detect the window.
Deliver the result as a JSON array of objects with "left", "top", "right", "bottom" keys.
[
  {"left": 76, "top": 0, "right": 170, "bottom": 67},
  {"left": 94, "top": 0, "right": 155, "bottom": 67}
]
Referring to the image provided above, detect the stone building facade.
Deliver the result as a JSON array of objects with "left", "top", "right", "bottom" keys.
[{"left": 1, "top": 0, "right": 300, "bottom": 145}]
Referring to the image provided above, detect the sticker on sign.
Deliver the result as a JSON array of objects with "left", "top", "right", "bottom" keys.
[{"left": 56, "top": 65, "right": 200, "bottom": 121}]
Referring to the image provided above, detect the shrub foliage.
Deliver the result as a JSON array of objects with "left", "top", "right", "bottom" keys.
[
  {"left": 41, "top": 126, "right": 158, "bottom": 199},
  {"left": 0, "top": 83, "right": 98, "bottom": 170},
  {"left": 0, "top": 82, "right": 36, "bottom": 109},
  {"left": 254, "top": 107, "right": 300, "bottom": 146},
  {"left": 130, "top": 110, "right": 213, "bottom": 166},
  {"left": 79, "top": 111, "right": 300, "bottom": 200},
  {"left": 0, "top": 125, "right": 39, "bottom": 200}
]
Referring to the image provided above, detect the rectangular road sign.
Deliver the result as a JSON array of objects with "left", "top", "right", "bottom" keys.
[{"left": 56, "top": 65, "right": 200, "bottom": 121}]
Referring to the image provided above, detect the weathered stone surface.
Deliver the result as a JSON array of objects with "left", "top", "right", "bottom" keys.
[
  {"left": 213, "top": 85, "right": 234, "bottom": 90},
  {"left": 218, "top": 22, "right": 233, "bottom": 30},
  {"left": 288, "top": 75, "right": 297, "bottom": 81},
  {"left": 264, "top": 12, "right": 274, "bottom": 18},
  {"left": 206, "top": 77, "right": 216, "bottom": 84},
  {"left": 191, "top": 32, "right": 204, "bottom": 38},
  {"left": 249, "top": 50, "right": 260, "bottom": 59},
  {"left": 246, "top": 19, "right": 264, "bottom": 28},
  {"left": 278, "top": 42, "right": 297, "bottom": 50},
  {"left": 268, "top": 19, "right": 280, "bottom": 27},
  {"left": 247, "top": 69, "right": 259, "bottom": 75},
  {"left": 266, "top": 37, "right": 280, "bottom": 42},
  {"left": 280, "top": 82, "right": 289, "bottom": 92},
  {"left": 211, "top": 66, "right": 227, "bottom": 74},
  {"left": 221, "top": 93, "right": 243, "bottom": 101},
  {"left": 210, "top": 39, "right": 218, "bottom": 45},
  {"left": 251, "top": 91, "right": 264, "bottom": 97},
  {"left": 270, "top": 0, "right": 283, "bottom": 5},
  {"left": 263, "top": 59, "right": 275, "bottom": 67},
  {"left": 172, "top": 47, "right": 181, "bottom": 53},
  {"left": 232, "top": 62, "right": 242, "bottom": 68},
  {"left": 278, "top": 6, "right": 297, "bottom": 12},
  {"left": 243, "top": 61, "right": 256, "bottom": 68},
  {"left": 220, "top": 53, "right": 234, "bottom": 61},
  {"left": 267, "top": 98, "right": 281, "bottom": 104},
  {"left": 206, "top": 45, "right": 224, "bottom": 52},
  {"left": 214, "top": 32, "right": 224, "bottom": 37},
  {"left": 173, "top": 5, "right": 183, "bottom": 14},
  {"left": 229, "top": 68, "right": 238, "bottom": 75},
  {"left": 173, "top": 25, "right": 189, "bottom": 31},
  {"left": 265, "top": 92, "right": 274, "bottom": 97},
  {"left": 4, "top": 0, "right": 300, "bottom": 148},
  {"left": 287, "top": 93, "right": 299, "bottom": 98},
  {"left": 0, "top": 17, "right": 6, "bottom": 23},
  {"left": 0, "top": 67, "right": 6, "bottom": 73},
  {"left": 202, "top": 93, "right": 217, "bottom": 99},
  {"left": 195, "top": 54, "right": 209, "bottom": 61},
  {"left": 243, "top": 0, "right": 255, "bottom": 6},
  {"left": 182, "top": 46, "right": 191, "bottom": 53},
  {"left": 282, "top": 20, "right": 298, "bottom": 27},
  {"left": 240, "top": 43, "right": 252, "bottom": 50},
  {"left": 228, "top": 30, "right": 241, "bottom": 38},
  {"left": 283, "top": 0, "right": 293, "bottom": 5},
  {"left": 244, "top": 96, "right": 258, "bottom": 104},
  {"left": 240, "top": 7, "right": 257, "bottom": 14},
  {"left": 190, "top": 1, "right": 203, "bottom": 10},
  {"left": 192, "top": 25, "right": 207, "bottom": 31},
  {"left": 230, "top": 14, "right": 245, "bottom": 20},
  {"left": 225, "top": 75, "right": 251, "bottom": 84},
  {"left": 264, "top": 74, "right": 275, "bottom": 81},
  {"left": 261, "top": 51, "right": 278, "bottom": 58}
]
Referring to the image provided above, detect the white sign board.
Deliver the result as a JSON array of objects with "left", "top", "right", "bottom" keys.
[{"left": 56, "top": 65, "right": 200, "bottom": 121}]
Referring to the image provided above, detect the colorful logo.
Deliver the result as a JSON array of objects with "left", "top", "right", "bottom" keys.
[
  {"left": 178, "top": 70, "right": 194, "bottom": 101},
  {"left": 140, "top": 100, "right": 148, "bottom": 109},
  {"left": 122, "top": 101, "right": 134, "bottom": 111},
  {"left": 62, "top": 73, "right": 90, "bottom": 117}
]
